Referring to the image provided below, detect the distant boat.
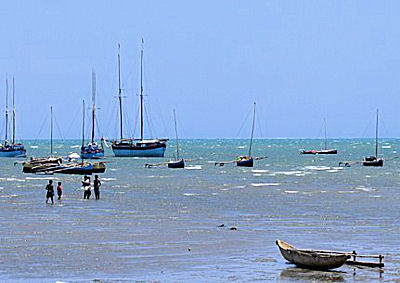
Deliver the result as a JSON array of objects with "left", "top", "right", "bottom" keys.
[
  {"left": 168, "top": 109, "right": 184, "bottom": 168},
  {"left": 236, "top": 102, "right": 257, "bottom": 167},
  {"left": 362, "top": 109, "right": 383, "bottom": 167},
  {"left": 301, "top": 119, "right": 337, "bottom": 155},
  {"left": 80, "top": 71, "right": 104, "bottom": 159},
  {"left": 214, "top": 102, "right": 266, "bottom": 167},
  {"left": 276, "top": 240, "right": 349, "bottom": 270},
  {"left": 0, "top": 77, "right": 26, "bottom": 157},
  {"left": 111, "top": 41, "right": 168, "bottom": 157}
]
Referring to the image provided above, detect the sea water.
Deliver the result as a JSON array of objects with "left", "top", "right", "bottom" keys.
[{"left": 0, "top": 139, "right": 399, "bottom": 282}]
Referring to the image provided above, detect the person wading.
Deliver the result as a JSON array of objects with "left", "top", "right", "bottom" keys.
[
  {"left": 57, "top": 181, "right": 63, "bottom": 200},
  {"left": 94, "top": 175, "right": 101, "bottom": 200},
  {"left": 82, "top": 176, "right": 91, "bottom": 199},
  {"left": 45, "top": 180, "right": 54, "bottom": 204}
]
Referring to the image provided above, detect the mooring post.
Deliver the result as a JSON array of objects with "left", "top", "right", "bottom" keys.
[
  {"left": 379, "top": 254, "right": 383, "bottom": 265},
  {"left": 352, "top": 250, "right": 357, "bottom": 261}
]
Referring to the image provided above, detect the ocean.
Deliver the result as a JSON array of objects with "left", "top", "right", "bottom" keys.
[{"left": 0, "top": 139, "right": 399, "bottom": 282}]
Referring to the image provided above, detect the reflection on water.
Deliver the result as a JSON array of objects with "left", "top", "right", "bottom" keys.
[{"left": 279, "top": 267, "right": 345, "bottom": 282}]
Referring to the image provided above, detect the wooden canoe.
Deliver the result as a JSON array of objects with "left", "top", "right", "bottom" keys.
[{"left": 276, "top": 240, "right": 350, "bottom": 270}]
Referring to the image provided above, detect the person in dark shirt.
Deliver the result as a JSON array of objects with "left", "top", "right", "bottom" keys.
[
  {"left": 94, "top": 175, "right": 101, "bottom": 200},
  {"left": 57, "top": 181, "right": 63, "bottom": 200},
  {"left": 45, "top": 180, "right": 54, "bottom": 204}
]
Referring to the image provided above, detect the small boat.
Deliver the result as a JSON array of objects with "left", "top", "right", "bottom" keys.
[
  {"left": 112, "top": 41, "right": 167, "bottom": 157},
  {"left": 0, "top": 77, "right": 26, "bottom": 157},
  {"left": 301, "top": 119, "right": 337, "bottom": 155},
  {"left": 80, "top": 71, "right": 104, "bottom": 159},
  {"left": 168, "top": 109, "right": 185, "bottom": 168},
  {"left": 362, "top": 109, "right": 383, "bottom": 167},
  {"left": 276, "top": 240, "right": 350, "bottom": 270},
  {"left": 236, "top": 102, "right": 257, "bottom": 167}
]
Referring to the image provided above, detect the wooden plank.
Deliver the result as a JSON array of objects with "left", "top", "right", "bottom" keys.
[{"left": 346, "top": 260, "right": 384, "bottom": 268}]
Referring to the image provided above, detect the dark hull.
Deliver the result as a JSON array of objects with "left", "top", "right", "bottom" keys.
[
  {"left": 362, "top": 159, "right": 383, "bottom": 167},
  {"left": 168, "top": 159, "right": 185, "bottom": 168},
  {"left": 237, "top": 157, "right": 254, "bottom": 167}
]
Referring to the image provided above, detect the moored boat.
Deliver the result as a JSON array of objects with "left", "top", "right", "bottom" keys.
[
  {"left": 111, "top": 41, "right": 167, "bottom": 157},
  {"left": 301, "top": 119, "right": 337, "bottom": 155},
  {"left": 0, "top": 77, "right": 26, "bottom": 157},
  {"left": 362, "top": 109, "right": 383, "bottom": 167},
  {"left": 276, "top": 240, "right": 350, "bottom": 270},
  {"left": 80, "top": 71, "right": 104, "bottom": 159},
  {"left": 236, "top": 102, "right": 257, "bottom": 167}
]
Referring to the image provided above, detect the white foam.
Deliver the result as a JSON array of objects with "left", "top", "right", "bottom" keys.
[
  {"left": 251, "top": 183, "right": 281, "bottom": 187},
  {"left": 275, "top": 171, "right": 303, "bottom": 175},
  {"left": 70, "top": 145, "right": 80, "bottom": 148},
  {"left": 183, "top": 193, "right": 200, "bottom": 196},
  {"left": 284, "top": 190, "right": 299, "bottom": 194},
  {"left": 185, "top": 165, "right": 202, "bottom": 170},
  {"left": 253, "top": 174, "right": 262, "bottom": 177},
  {"left": 30, "top": 145, "right": 39, "bottom": 149},
  {"left": 304, "top": 166, "right": 331, "bottom": 171},
  {"left": 327, "top": 170, "right": 339, "bottom": 173},
  {"left": 102, "top": 178, "right": 116, "bottom": 181},
  {"left": 382, "top": 145, "right": 391, "bottom": 149}
]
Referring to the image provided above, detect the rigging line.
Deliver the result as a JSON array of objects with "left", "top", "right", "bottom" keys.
[
  {"left": 53, "top": 114, "right": 65, "bottom": 142},
  {"left": 144, "top": 103, "right": 154, "bottom": 138},
  {"left": 95, "top": 116, "right": 102, "bottom": 139},
  {"left": 122, "top": 99, "right": 133, "bottom": 139},
  {"left": 235, "top": 105, "right": 252, "bottom": 138},
  {"left": 34, "top": 113, "right": 49, "bottom": 144},
  {"left": 132, "top": 102, "right": 140, "bottom": 139},
  {"left": 105, "top": 99, "right": 118, "bottom": 139},
  {"left": 361, "top": 113, "right": 374, "bottom": 139},
  {"left": 64, "top": 106, "right": 81, "bottom": 139},
  {"left": 255, "top": 105, "right": 264, "bottom": 138}
]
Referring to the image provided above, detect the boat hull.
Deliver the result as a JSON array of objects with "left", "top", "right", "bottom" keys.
[
  {"left": 168, "top": 159, "right": 185, "bottom": 168},
  {"left": 362, "top": 159, "right": 383, "bottom": 167},
  {"left": 112, "top": 143, "right": 166, "bottom": 157},
  {"left": 276, "top": 240, "right": 349, "bottom": 271},
  {"left": 0, "top": 149, "right": 26, "bottom": 157},
  {"left": 80, "top": 150, "right": 104, "bottom": 159},
  {"left": 237, "top": 157, "right": 254, "bottom": 167}
]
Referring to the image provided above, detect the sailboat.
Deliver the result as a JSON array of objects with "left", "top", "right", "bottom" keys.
[
  {"left": 215, "top": 102, "right": 266, "bottom": 168},
  {"left": 168, "top": 109, "right": 184, "bottom": 168},
  {"left": 236, "top": 102, "right": 257, "bottom": 167},
  {"left": 80, "top": 71, "right": 104, "bottom": 159},
  {"left": 0, "top": 77, "right": 26, "bottom": 157},
  {"left": 362, "top": 109, "right": 383, "bottom": 167},
  {"left": 301, "top": 119, "right": 337, "bottom": 155},
  {"left": 112, "top": 41, "right": 168, "bottom": 157}
]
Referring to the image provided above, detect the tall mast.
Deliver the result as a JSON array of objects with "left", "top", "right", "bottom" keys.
[
  {"left": 248, "top": 102, "right": 256, "bottom": 157},
  {"left": 12, "top": 77, "right": 15, "bottom": 144},
  {"left": 91, "top": 71, "right": 96, "bottom": 144},
  {"left": 82, "top": 100, "right": 85, "bottom": 148},
  {"left": 324, "top": 118, "right": 327, "bottom": 150},
  {"left": 375, "top": 109, "right": 379, "bottom": 157},
  {"left": 173, "top": 109, "right": 179, "bottom": 160},
  {"left": 5, "top": 78, "right": 8, "bottom": 142},
  {"left": 50, "top": 106, "right": 53, "bottom": 156},
  {"left": 140, "top": 38, "right": 144, "bottom": 141},
  {"left": 118, "top": 44, "right": 123, "bottom": 140}
]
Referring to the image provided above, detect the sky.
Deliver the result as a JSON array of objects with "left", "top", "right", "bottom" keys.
[{"left": 0, "top": 1, "right": 399, "bottom": 140}]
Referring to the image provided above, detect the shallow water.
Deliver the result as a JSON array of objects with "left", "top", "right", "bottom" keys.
[{"left": 0, "top": 139, "right": 399, "bottom": 282}]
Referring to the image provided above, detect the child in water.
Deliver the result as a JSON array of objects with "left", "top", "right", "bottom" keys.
[{"left": 57, "top": 182, "right": 62, "bottom": 200}]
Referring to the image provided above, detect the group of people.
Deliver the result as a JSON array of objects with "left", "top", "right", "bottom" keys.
[{"left": 45, "top": 175, "right": 102, "bottom": 204}]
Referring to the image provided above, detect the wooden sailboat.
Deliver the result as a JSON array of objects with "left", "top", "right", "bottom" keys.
[
  {"left": 362, "top": 109, "right": 383, "bottom": 167},
  {"left": 112, "top": 41, "right": 168, "bottom": 157},
  {"left": 80, "top": 71, "right": 104, "bottom": 159},
  {"left": 301, "top": 119, "right": 337, "bottom": 155},
  {"left": 168, "top": 109, "right": 184, "bottom": 168},
  {"left": 0, "top": 77, "right": 26, "bottom": 157}
]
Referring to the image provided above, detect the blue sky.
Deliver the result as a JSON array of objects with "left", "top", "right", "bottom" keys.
[{"left": 0, "top": 1, "right": 399, "bottom": 139}]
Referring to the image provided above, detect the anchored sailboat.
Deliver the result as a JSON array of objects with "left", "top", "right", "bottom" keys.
[
  {"left": 112, "top": 41, "right": 168, "bottom": 157},
  {"left": 215, "top": 102, "right": 266, "bottom": 168},
  {"left": 168, "top": 109, "right": 184, "bottom": 168},
  {"left": 301, "top": 119, "right": 337, "bottom": 155},
  {"left": 0, "top": 77, "right": 26, "bottom": 157},
  {"left": 362, "top": 109, "right": 383, "bottom": 167},
  {"left": 80, "top": 71, "right": 104, "bottom": 159}
]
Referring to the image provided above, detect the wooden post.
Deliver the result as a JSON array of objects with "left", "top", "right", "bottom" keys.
[{"left": 352, "top": 250, "right": 357, "bottom": 262}]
